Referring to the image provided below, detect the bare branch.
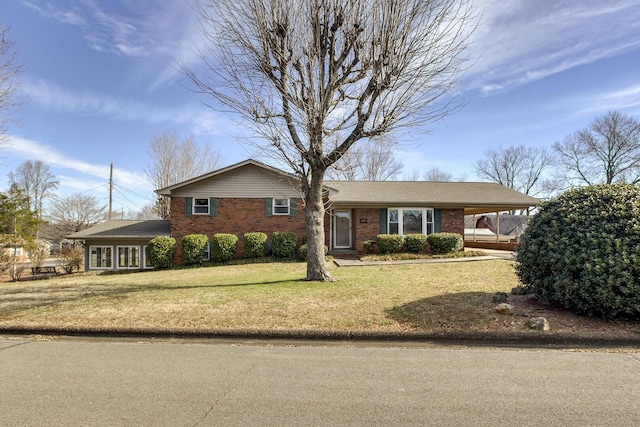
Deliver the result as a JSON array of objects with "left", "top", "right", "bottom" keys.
[{"left": 0, "top": 24, "right": 23, "bottom": 145}]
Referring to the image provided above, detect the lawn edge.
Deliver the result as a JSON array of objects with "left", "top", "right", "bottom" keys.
[{"left": 1, "top": 325, "right": 639, "bottom": 349}]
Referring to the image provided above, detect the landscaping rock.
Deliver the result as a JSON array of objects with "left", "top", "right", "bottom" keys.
[
  {"left": 528, "top": 317, "right": 550, "bottom": 331},
  {"left": 492, "top": 292, "right": 508, "bottom": 303},
  {"left": 495, "top": 303, "right": 515, "bottom": 315},
  {"left": 511, "top": 285, "right": 528, "bottom": 295}
]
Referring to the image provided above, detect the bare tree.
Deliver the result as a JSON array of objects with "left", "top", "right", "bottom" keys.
[
  {"left": 46, "top": 193, "right": 107, "bottom": 242},
  {"left": 135, "top": 203, "right": 162, "bottom": 220},
  {"left": 553, "top": 111, "right": 640, "bottom": 187},
  {"left": 474, "top": 144, "right": 550, "bottom": 196},
  {"left": 145, "top": 131, "right": 223, "bottom": 219},
  {"left": 185, "top": 0, "right": 475, "bottom": 281},
  {"left": 0, "top": 24, "right": 22, "bottom": 145},
  {"left": 423, "top": 167, "right": 466, "bottom": 182},
  {"left": 327, "top": 137, "right": 402, "bottom": 180},
  {"left": 7, "top": 160, "right": 59, "bottom": 221}
]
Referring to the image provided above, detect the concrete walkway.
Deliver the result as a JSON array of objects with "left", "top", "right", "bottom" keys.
[{"left": 333, "top": 249, "right": 514, "bottom": 267}]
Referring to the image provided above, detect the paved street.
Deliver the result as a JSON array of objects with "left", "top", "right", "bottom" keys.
[{"left": 1, "top": 338, "right": 639, "bottom": 426}]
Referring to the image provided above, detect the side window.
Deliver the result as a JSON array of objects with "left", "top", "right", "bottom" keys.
[
  {"left": 273, "top": 198, "right": 290, "bottom": 215},
  {"left": 193, "top": 198, "right": 210, "bottom": 215}
]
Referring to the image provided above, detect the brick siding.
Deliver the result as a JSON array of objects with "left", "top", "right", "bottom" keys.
[{"left": 171, "top": 197, "right": 309, "bottom": 263}]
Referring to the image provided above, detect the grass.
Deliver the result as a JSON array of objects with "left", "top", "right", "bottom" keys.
[
  {"left": 0, "top": 260, "right": 518, "bottom": 333},
  {"left": 2, "top": 259, "right": 639, "bottom": 340}
]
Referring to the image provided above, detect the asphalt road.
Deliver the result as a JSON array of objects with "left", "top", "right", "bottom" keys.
[{"left": 1, "top": 338, "right": 639, "bottom": 426}]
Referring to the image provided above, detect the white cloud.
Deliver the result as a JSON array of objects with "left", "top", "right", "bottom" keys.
[
  {"left": 5, "top": 136, "right": 152, "bottom": 192},
  {"left": 465, "top": 0, "right": 640, "bottom": 93},
  {"left": 20, "top": 78, "right": 232, "bottom": 135},
  {"left": 569, "top": 84, "right": 640, "bottom": 117}
]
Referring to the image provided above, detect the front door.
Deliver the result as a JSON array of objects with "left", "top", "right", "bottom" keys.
[{"left": 334, "top": 210, "right": 352, "bottom": 248}]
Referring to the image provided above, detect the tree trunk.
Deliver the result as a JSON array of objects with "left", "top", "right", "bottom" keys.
[{"left": 304, "top": 167, "right": 335, "bottom": 282}]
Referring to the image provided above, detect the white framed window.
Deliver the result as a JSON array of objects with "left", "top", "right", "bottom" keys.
[
  {"left": 90, "top": 246, "right": 112, "bottom": 269},
  {"left": 273, "top": 198, "right": 290, "bottom": 215},
  {"left": 193, "top": 198, "right": 210, "bottom": 215},
  {"left": 117, "top": 246, "right": 141, "bottom": 269},
  {"left": 388, "top": 208, "right": 434, "bottom": 236}
]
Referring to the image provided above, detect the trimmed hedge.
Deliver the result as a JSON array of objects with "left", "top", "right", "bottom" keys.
[
  {"left": 272, "top": 231, "right": 297, "bottom": 259},
  {"left": 427, "top": 233, "right": 463, "bottom": 254},
  {"left": 405, "top": 233, "right": 428, "bottom": 253},
  {"left": 211, "top": 233, "right": 238, "bottom": 262},
  {"left": 181, "top": 234, "right": 209, "bottom": 266},
  {"left": 297, "top": 243, "right": 329, "bottom": 261},
  {"left": 376, "top": 234, "right": 405, "bottom": 254},
  {"left": 146, "top": 236, "right": 176, "bottom": 269},
  {"left": 516, "top": 184, "right": 640, "bottom": 319},
  {"left": 244, "top": 232, "right": 267, "bottom": 259}
]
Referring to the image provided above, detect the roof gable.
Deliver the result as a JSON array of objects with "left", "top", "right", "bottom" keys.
[{"left": 156, "top": 159, "right": 301, "bottom": 197}]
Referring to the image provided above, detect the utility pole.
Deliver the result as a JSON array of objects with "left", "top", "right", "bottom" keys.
[{"left": 109, "top": 161, "right": 113, "bottom": 220}]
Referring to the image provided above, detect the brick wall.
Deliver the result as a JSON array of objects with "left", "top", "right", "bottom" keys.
[
  {"left": 352, "top": 208, "right": 382, "bottom": 252},
  {"left": 171, "top": 197, "right": 308, "bottom": 263},
  {"left": 439, "top": 208, "right": 465, "bottom": 235}
]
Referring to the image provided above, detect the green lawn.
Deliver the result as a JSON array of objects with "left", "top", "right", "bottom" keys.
[{"left": 0, "top": 260, "right": 519, "bottom": 334}]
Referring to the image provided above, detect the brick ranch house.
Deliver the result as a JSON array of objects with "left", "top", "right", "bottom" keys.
[{"left": 68, "top": 159, "right": 538, "bottom": 270}]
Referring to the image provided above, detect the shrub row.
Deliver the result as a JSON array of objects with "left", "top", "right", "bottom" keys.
[
  {"left": 365, "top": 233, "right": 463, "bottom": 255},
  {"left": 147, "top": 231, "right": 320, "bottom": 268}
]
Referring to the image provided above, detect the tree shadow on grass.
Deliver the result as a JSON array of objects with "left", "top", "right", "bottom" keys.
[
  {"left": 385, "top": 292, "right": 500, "bottom": 331},
  {"left": 0, "top": 278, "right": 297, "bottom": 316}
]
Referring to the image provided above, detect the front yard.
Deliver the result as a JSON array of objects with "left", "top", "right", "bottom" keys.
[{"left": 1, "top": 260, "right": 639, "bottom": 342}]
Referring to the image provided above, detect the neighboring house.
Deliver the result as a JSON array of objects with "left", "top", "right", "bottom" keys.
[
  {"left": 67, "top": 220, "right": 170, "bottom": 271},
  {"left": 67, "top": 159, "right": 539, "bottom": 270},
  {"left": 0, "top": 237, "right": 51, "bottom": 262}
]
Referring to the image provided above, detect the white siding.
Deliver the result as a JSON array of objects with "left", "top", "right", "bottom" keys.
[{"left": 170, "top": 164, "right": 301, "bottom": 198}]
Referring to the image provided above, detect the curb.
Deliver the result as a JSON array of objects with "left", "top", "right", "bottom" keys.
[{"left": 2, "top": 326, "right": 639, "bottom": 348}]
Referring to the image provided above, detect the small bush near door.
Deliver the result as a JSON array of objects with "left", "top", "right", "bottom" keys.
[{"left": 376, "top": 234, "right": 404, "bottom": 254}]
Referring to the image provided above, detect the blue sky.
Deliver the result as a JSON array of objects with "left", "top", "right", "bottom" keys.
[{"left": 1, "top": 0, "right": 640, "bottom": 215}]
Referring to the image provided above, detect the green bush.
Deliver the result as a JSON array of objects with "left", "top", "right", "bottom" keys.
[
  {"left": 516, "top": 184, "right": 640, "bottom": 319},
  {"left": 211, "top": 233, "right": 238, "bottom": 262},
  {"left": 297, "top": 243, "right": 328, "bottom": 261},
  {"left": 181, "top": 234, "right": 209, "bottom": 266},
  {"left": 427, "top": 233, "right": 463, "bottom": 254},
  {"left": 405, "top": 234, "right": 428, "bottom": 253},
  {"left": 244, "top": 232, "right": 267, "bottom": 259},
  {"left": 146, "top": 236, "right": 176, "bottom": 269},
  {"left": 376, "top": 234, "right": 405, "bottom": 254},
  {"left": 272, "top": 231, "right": 297, "bottom": 259},
  {"left": 363, "top": 239, "right": 376, "bottom": 254}
]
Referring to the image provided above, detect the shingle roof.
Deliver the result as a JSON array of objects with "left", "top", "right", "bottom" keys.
[
  {"left": 67, "top": 220, "right": 170, "bottom": 239},
  {"left": 325, "top": 181, "right": 539, "bottom": 214}
]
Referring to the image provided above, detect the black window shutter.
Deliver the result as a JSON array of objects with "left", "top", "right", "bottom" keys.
[
  {"left": 185, "top": 197, "right": 193, "bottom": 216},
  {"left": 379, "top": 208, "right": 388, "bottom": 234}
]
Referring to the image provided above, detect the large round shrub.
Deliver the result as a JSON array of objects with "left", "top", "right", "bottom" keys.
[
  {"left": 427, "top": 233, "right": 463, "bottom": 254},
  {"left": 516, "top": 184, "right": 640, "bottom": 319},
  {"left": 181, "top": 234, "right": 209, "bottom": 266},
  {"left": 211, "top": 233, "right": 238, "bottom": 262},
  {"left": 146, "top": 237, "right": 176, "bottom": 269}
]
